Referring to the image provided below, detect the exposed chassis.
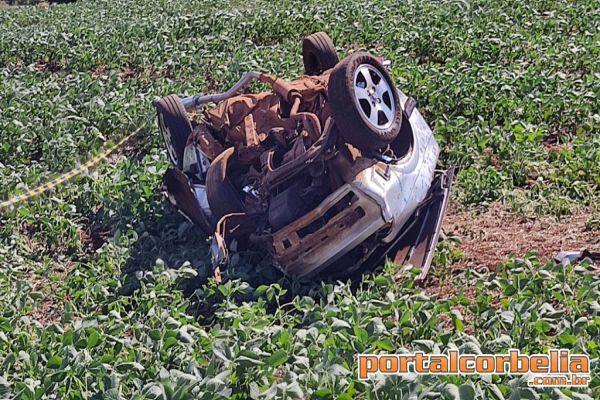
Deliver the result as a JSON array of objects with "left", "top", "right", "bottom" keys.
[{"left": 159, "top": 63, "right": 454, "bottom": 280}]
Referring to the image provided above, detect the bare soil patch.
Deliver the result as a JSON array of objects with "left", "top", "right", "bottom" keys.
[
  {"left": 443, "top": 202, "right": 600, "bottom": 271},
  {"left": 32, "top": 61, "right": 62, "bottom": 73},
  {"left": 28, "top": 260, "right": 74, "bottom": 326},
  {"left": 91, "top": 64, "right": 108, "bottom": 78}
]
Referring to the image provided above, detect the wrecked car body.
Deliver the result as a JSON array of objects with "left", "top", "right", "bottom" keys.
[{"left": 155, "top": 32, "right": 454, "bottom": 280}]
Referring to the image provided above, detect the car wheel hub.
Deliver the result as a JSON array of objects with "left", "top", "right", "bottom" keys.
[
  {"left": 158, "top": 112, "right": 179, "bottom": 166},
  {"left": 353, "top": 64, "right": 395, "bottom": 130}
]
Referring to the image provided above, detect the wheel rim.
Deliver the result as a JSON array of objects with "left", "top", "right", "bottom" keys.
[
  {"left": 353, "top": 64, "right": 395, "bottom": 130},
  {"left": 158, "top": 112, "right": 179, "bottom": 166}
]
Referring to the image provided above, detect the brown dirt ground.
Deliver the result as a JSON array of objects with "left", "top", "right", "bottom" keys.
[
  {"left": 442, "top": 201, "right": 600, "bottom": 271},
  {"left": 425, "top": 201, "right": 599, "bottom": 333},
  {"left": 28, "top": 260, "right": 74, "bottom": 326}
]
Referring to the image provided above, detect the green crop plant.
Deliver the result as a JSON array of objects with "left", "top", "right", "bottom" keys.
[{"left": 0, "top": 0, "right": 598, "bottom": 398}]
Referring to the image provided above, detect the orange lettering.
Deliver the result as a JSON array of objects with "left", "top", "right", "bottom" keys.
[
  {"left": 359, "top": 355, "right": 378, "bottom": 379},
  {"left": 399, "top": 355, "right": 414, "bottom": 373},
  {"left": 379, "top": 356, "right": 398, "bottom": 373},
  {"left": 530, "top": 356, "right": 548, "bottom": 373},
  {"left": 429, "top": 356, "right": 448, "bottom": 373},
  {"left": 459, "top": 355, "right": 474, "bottom": 373},
  {"left": 495, "top": 355, "right": 509, "bottom": 373},
  {"left": 509, "top": 350, "right": 528, "bottom": 373},
  {"left": 569, "top": 356, "right": 589, "bottom": 373},
  {"left": 414, "top": 353, "right": 427, "bottom": 373},
  {"left": 476, "top": 355, "right": 495, "bottom": 373}
]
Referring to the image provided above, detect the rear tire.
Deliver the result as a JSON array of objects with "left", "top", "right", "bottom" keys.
[
  {"left": 302, "top": 32, "right": 339, "bottom": 75},
  {"left": 328, "top": 52, "right": 402, "bottom": 151},
  {"left": 154, "top": 95, "right": 192, "bottom": 169}
]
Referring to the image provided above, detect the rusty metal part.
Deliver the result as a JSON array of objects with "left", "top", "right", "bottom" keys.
[
  {"left": 281, "top": 135, "right": 307, "bottom": 166},
  {"left": 264, "top": 80, "right": 322, "bottom": 142},
  {"left": 258, "top": 73, "right": 302, "bottom": 105},
  {"left": 212, "top": 212, "right": 240, "bottom": 278},
  {"left": 211, "top": 210, "right": 263, "bottom": 282},
  {"left": 268, "top": 175, "right": 329, "bottom": 232},
  {"left": 213, "top": 213, "right": 250, "bottom": 254},
  {"left": 289, "top": 97, "right": 301, "bottom": 115},
  {"left": 289, "top": 111, "right": 322, "bottom": 143},
  {"left": 198, "top": 71, "right": 331, "bottom": 165},
  {"left": 213, "top": 266, "right": 223, "bottom": 283},
  {"left": 262, "top": 118, "right": 335, "bottom": 190},
  {"left": 206, "top": 147, "right": 247, "bottom": 225},
  {"left": 272, "top": 184, "right": 386, "bottom": 277},
  {"left": 189, "top": 124, "right": 224, "bottom": 160}
]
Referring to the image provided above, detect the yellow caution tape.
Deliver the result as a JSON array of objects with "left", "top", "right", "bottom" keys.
[{"left": 0, "top": 125, "right": 145, "bottom": 211}]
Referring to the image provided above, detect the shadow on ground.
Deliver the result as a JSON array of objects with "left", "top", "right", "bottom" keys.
[{"left": 78, "top": 180, "right": 393, "bottom": 325}]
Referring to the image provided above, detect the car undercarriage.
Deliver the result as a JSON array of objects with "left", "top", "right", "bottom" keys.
[{"left": 154, "top": 32, "right": 454, "bottom": 281}]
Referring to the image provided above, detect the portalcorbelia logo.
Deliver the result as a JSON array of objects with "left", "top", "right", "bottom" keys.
[{"left": 358, "top": 349, "right": 590, "bottom": 387}]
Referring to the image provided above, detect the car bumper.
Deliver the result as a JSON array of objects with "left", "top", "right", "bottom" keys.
[{"left": 271, "top": 183, "right": 387, "bottom": 277}]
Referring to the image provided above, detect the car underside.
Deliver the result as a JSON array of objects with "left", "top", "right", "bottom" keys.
[{"left": 154, "top": 32, "right": 454, "bottom": 281}]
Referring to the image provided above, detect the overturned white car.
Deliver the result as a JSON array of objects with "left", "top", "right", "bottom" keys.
[{"left": 154, "top": 32, "right": 454, "bottom": 280}]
